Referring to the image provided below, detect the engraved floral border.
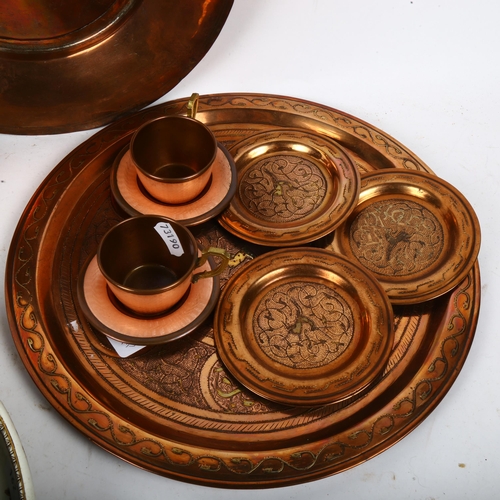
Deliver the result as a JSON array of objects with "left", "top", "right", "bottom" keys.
[{"left": 12, "top": 271, "right": 475, "bottom": 484}]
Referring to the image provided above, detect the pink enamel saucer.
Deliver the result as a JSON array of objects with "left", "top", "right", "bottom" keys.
[
  {"left": 110, "top": 142, "right": 237, "bottom": 226},
  {"left": 77, "top": 255, "right": 220, "bottom": 345}
]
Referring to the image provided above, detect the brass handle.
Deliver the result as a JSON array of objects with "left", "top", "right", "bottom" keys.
[
  {"left": 186, "top": 92, "right": 199, "bottom": 119},
  {"left": 193, "top": 247, "right": 230, "bottom": 282}
]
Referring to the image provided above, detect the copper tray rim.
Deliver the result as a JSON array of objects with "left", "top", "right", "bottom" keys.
[
  {"left": 0, "top": 0, "right": 234, "bottom": 134},
  {"left": 5, "top": 92, "right": 481, "bottom": 488},
  {"left": 0, "top": 0, "right": 135, "bottom": 54}
]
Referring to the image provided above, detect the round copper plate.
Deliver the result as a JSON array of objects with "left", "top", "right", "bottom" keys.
[
  {"left": 110, "top": 143, "right": 237, "bottom": 226},
  {"left": 0, "top": 0, "right": 233, "bottom": 134},
  {"left": 219, "top": 129, "right": 360, "bottom": 246},
  {"left": 77, "top": 256, "right": 219, "bottom": 345},
  {"left": 5, "top": 94, "right": 480, "bottom": 487},
  {"left": 330, "top": 169, "right": 481, "bottom": 305},
  {"left": 214, "top": 248, "right": 394, "bottom": 406}
]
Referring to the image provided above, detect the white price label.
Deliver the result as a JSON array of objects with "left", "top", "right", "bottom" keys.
[
  {"left": 108, "top": 338, "right": 147, "bottom": 358},
  {"left": 154, "top": 222, "right": 185, "bottom": 257}
]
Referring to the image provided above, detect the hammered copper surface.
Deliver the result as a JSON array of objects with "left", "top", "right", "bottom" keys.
[
  {"left": 0, "top": 0, "right": 233, "bottom": 134},
  {"left": 219, "top": 129, "right": 360, "bottom": 246},
  {"left": 214, "top": 248, "right": 394, "bottom": 406},
  {"left": 5, "top": 94, "right": 480, "bottom": 488},
  {"left": 330, "top": 169, "right": 481, "bottom": 305}
]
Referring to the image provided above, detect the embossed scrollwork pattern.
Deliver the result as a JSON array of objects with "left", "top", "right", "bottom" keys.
[
  {"left": 240, "top": 155, "right": 327, "bottom": 223},
  {"left": 254, "top": 282, "right": 354, "bottom": 369},
  {"left": 350, "top": 199, "right": 444, "bottom": 276},
  {"left": 6, "top": 94, "right": 477, "bottom": 486}
]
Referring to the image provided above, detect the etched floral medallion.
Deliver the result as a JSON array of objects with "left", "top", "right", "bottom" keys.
[
  {"left": 205, "top": 358, "right": 277, "bottom": 413},
  {"left": 332, "top": 169, "right": 480, "bottom": 304},
  {"left": 253, "top": 282, "right": 354, "bottom": 369},
  {"left": 350, "top": 199, "right": 444, "bottom": 276},
  {"left": 239, "top": 154, "right": 327, "bottom": 223}
]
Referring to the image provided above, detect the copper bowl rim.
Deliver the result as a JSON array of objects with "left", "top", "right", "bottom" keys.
[
  {"left": 0, "top": 0, "right": 136, "bottom": 56},
  {"left": 96, "top": 215, "right": 198, "bottom": 296},
  {"left": 130, "top": 115, "right": 218, "bottom": 184}
]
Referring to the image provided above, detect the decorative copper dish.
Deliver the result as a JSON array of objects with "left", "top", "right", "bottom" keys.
[
  {"left": 330, "top": 169, "right": 481, "bottom": 305},
  {"left": 111, "top": 143, "right": 237, "bottom": 225},
  {"left": 219, "top": 129, "right": 360, "bottom": 246},
  {"left": 5, "top": 93, "right": 480, "bottom": 488},
  {"left": 0, "top": 0, "right": 233, "bottom": 134},
  {"left": 214, "top": 248, "right": 394, "bottom": 406}
]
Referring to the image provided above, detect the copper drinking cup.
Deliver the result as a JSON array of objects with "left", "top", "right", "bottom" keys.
[
  {"left": 130, "top": 114, "right": 217, "bottom": 204},
  {"left": 97, "top": 215, "right": 229, "bottom": 315}
]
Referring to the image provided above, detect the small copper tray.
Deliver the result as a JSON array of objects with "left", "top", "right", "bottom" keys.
[
  {"left": 5, "top": 93, "right": 480, "bottom": 488},
  {"left": 214, "top": 248, "right": 394, "bottom": 406}
]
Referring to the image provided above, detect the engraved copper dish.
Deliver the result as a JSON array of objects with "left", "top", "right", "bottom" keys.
[
  {"left": 330, "top": 169, "right": 481, "bottom": 305},
  {"left": 219, "top": 128, "right": 360, "bottom": 246},
  {"left": 0, "top": 0, "right": 233, "bottom": 134},
  {"left": 110, "top": 143, "right": 237, "bottom": 225},
  {"left": 214, "top": 248, "right": 394, "bottom": 406},
  {"left": 5, "top": 93, "right": 480, "bottom": 487}
]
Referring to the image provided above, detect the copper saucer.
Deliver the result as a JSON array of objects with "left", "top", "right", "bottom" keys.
[
  {"left": 219, "top": 129, "right": 360, "bottom": 246},
  {"left": 330, "top": 169, "right": 481, "bottom": 304},
  {"left": 110, "top": 143, "right": 237, "bottom": 226},
  {"left": 77, "top": 256, "right": 219, "bottom": 345},
  {"left": 214, "top": 248, "right": 394, "bottom": 406}
]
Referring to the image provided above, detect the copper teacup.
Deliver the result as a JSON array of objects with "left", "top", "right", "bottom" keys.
[
  {"left": 130, "top": 96, "right": 217, "bottom": 204},
  {"left": 97, "top": 215, "right": 229, "bottom": 315}
]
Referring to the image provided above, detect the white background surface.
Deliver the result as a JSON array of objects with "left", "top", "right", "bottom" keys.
[{"left": 0, "top": 1, "right": 498, "bottom": 498}]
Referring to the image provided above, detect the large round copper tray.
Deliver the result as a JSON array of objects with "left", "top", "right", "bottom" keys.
[
  {"left": 0, "top": 0, "right": 233, "bottom": 135},
  {"left": 5, "top": 93, "right": 480, "bottom": 488}
]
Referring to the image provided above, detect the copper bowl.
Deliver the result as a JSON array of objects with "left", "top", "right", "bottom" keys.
[{"left": 0, "top": 0, "right": 233, "bottom": 134}]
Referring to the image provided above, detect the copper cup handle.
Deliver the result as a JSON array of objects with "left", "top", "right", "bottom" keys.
[
  {"left": 192, "top": 247, "right": 230, "bottom": 282},
  {"left": 186, "top": 92, "right": 199, "bottom": 119}
]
